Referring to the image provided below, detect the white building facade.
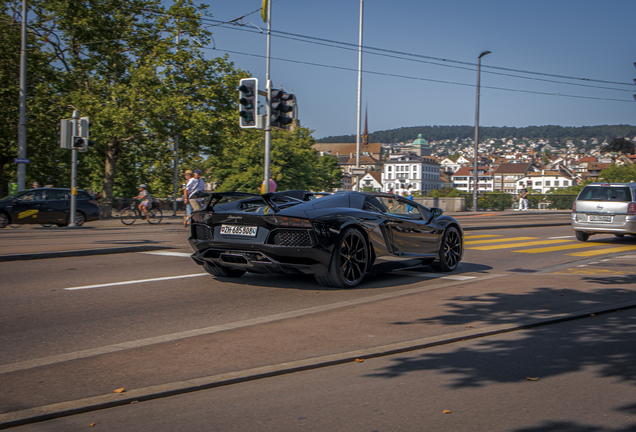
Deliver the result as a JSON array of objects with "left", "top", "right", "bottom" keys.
[{"left": 381, "top": 153, "right": 442, "bottom": 194}]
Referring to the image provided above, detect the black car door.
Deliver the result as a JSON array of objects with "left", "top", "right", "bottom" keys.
[
  {"left": 11, "top": 190, "right": 47, "bottom": 224},
  {"left": 383, "top": 197, "right": 439, "bottom": 256},
  {"left": 42, "top": 189, "right": 71, "bottom": 223}
]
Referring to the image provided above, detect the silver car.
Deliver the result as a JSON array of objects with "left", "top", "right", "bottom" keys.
[{"left": 571, "top": 182, "right": 636, "bottom": 241}]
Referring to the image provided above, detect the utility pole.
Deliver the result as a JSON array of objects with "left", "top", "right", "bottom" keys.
[
  {"left": 172, "top": 134, "right": 179, "bottom": 216},
  {"left": 263, "top": 0, "right": 272, "bottom": 193},
  {"left": 17, "top": 0, "right": 27, "bottom": 191},
  {"left": 355, "top": 0, "right": 364, "bottom": 188},
  {"left": 69, "top": 110, "right": 79, "bottom": 226}
]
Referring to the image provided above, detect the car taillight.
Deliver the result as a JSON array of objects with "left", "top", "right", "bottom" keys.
[
  {"left": 628, "top": 203, "right": 636, "bottom": 216},
  {"left": 572, "top": 201, "right": 576, "bottom": 213},
  {"left": 264, "top": 215, "right": 312, "bottom": 228}
]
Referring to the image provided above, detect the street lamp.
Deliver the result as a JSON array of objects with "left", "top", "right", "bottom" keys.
[{"left": 473, "top": 50, "right": 491, "bottom": 212}]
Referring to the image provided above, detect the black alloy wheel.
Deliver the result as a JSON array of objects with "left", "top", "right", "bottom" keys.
[
  {"left": 316, "top": 227, "right": 369, "bottom": 288},
  {"left": 203, "top": 262, "right": 246, "bottom": 278},
  {"left": 433, "top": 226, "right": 462, "bottom": 272}
]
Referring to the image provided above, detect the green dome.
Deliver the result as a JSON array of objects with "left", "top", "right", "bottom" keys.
[{"left": 411, "top": 134, "right": 430, "bottom": 148}]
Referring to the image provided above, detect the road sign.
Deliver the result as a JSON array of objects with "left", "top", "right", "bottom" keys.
[{"left": 14, "top": 158, "right": 31, "bottom": 164}]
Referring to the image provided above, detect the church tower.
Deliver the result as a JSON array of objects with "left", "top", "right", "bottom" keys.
[{"left": 361, "top": 102, "right": 369, "bottom": 146}]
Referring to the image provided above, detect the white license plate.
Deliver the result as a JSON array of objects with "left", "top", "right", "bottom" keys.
[
  {"left": 220, "top": 225, "right": 258, "bottom": 236},
  {"left": 588, "top": 215, "right": 612, "bottom": 222}
]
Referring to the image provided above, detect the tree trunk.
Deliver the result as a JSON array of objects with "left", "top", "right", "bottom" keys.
[{"left": 100, "top": 140, "right": 118, "bottom": 218}]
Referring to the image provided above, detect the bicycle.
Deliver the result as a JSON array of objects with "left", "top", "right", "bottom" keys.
[{"left": 120, "top": 201, "right": 162, "bottom": 225}]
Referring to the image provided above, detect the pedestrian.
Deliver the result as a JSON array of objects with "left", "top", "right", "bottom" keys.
[
  {"left": 31, "top": 182, "right": 39, "bottom": 189},
  {"left": 183, "top": 169, "right": 205, "bottom": 227},
  {"left": 134, "top": 184, "right": 152, "bottom": 221},
  {"left": 387, "top": 188, "right": 395, "bottom": 211},
  {"left": 260, "top": 178, "right": 277, "bottom": 194},
  {"left": 183, "top": 170, "right": 193, "bottom": 226},
  {"left": 394, "top": 187, "right": 406, "bottom": 213},
  {"left": 519, "top": 183, "right": 529, "bottom": 211},
  {"left": 406, "top": 185, "right": 414, "bottom": 212}
]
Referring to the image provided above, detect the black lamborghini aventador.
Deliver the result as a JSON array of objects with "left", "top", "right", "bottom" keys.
[{"left": 188, "top": 190, "right": 464, "bottom": 288}]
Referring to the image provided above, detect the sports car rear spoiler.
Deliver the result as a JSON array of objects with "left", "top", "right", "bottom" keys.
[{"left": 190, "top": 190, "right": 316, "bottom": 213}]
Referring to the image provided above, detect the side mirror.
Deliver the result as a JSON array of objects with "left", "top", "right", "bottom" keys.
[{"left": 431, "top": 207, "right": 444, "bottom": 218}]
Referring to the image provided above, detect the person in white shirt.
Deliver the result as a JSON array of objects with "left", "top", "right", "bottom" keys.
[{"left": 184, "top": 169, "right": 205, "bottom": 226}]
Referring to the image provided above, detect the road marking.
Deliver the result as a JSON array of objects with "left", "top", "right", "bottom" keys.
[
  {"left": 1, "top": 273, "right": 504, "bottom": 375},
  {"left": 468, "top": 240, "right": 572, "bottom": 250},
  {"left": 549, "top": 235, "right": 575, "bottom": 239},
  {"left": 514, "top": 243, "right": 599, "bottom": 253},
  {"left": 464, "top": 234, "right": 501, "bottom": 239},
  {"left": 395, "top": 272, "right": 476, "bottom": 281},
  {"left": 464, "top": 236, "right": 536, "bottom": 245},
  {"left": 64, "top": 273, "right": 208, "bottom": 291},
  {"left": 567, "top": 245, "right": 636, "bottom": 257},
  {"left": 141, "top": 251, "right": 192, "bottom": 257}
]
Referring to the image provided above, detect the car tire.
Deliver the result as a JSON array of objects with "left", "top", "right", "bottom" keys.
[
  {"left": 0, "top": 212, "right": 9, "bottom": 228},
  {"left": 202, "top": 262, "right": 246, "bottom": 278},
  {"left": 315, "top": 227, "right": 369, "bottom": 289},
  {"left": 615, "top": 234, "right": 625, "bottom": 238},
  {"left": 432, "top": 226, "right": 462, "bottom": 272},
  {"left": 68, "top": 211, "right": 85, "bottom": 227},
  {"left": 575, "top": 231, "right": 590, "bottom": 242}
]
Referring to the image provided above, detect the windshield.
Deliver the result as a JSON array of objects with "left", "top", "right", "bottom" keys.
[
  {"left": 578, "top": 186, "right": 632, "bottom": 202},
  {"left": 0, "top": 192, "right": 24, "bottom": 201}
]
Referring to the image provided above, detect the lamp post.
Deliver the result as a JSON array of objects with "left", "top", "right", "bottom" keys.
[{"left": 473, "top": 50, "right": 491, "bottom": 212}]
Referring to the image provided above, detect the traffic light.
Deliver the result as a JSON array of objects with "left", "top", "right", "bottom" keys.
[
  {"left": 238, "top": 78, "right": 258, "bottom": 128},
  {"left": 270, "top": 89, "right": 294, "bottom": 129},
  {"left": 72, "top": 136, "right": 88, "bottom": 151},
  {"left": 57, "top": 119, "right": 73, "bottom": 149}
]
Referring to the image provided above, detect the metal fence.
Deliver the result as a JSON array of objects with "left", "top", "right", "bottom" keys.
[{"left": 458, "top": 193, "right": 576, "bottom": 211}]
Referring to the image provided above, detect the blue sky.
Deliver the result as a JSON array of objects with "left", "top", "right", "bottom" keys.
[{"left": 201, "top": 0, "right": 636, "bottom": 139}]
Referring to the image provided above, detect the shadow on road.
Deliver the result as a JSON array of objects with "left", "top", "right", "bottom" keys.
[{"left": 366, "top": 286, "right": 636, "bottom": 431}]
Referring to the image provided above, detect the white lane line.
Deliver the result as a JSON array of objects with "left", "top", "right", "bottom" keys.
[
  {"left": 1, "top": 273, "right": 504, "bottom": 375},
  {"left": 141, "top": 251, "right": 192, "bottom": 257},
  {"left": 64, "top": 273, "right": 208, "bottom": 291},
  {"left": 395, "top": 271, "right": 476, "bottom": 281},
  {"left": 549, "top": 236, "right": 576, "bottom": 239}
]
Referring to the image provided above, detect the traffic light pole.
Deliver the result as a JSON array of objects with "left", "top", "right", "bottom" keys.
[
  {"left": 263, "top": 0, "right": 272, "bottom": 194},
  {"left": 69, "top": 110, "right": 79, "bottom": 227},
  {"left": 17, "top": 0, "right": 27, "bottom": 191}
]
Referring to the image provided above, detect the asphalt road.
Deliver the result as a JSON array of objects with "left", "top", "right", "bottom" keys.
[{"left": 2, "top": 214, "right": 636, "bottom": 430}]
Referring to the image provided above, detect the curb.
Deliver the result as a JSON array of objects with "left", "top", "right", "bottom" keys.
[
  {"left": 2, "top": 299, "right": 635, "bottom": 429},
  {"left": 0, "top": 245, "right": 176, "bottom": 262}
]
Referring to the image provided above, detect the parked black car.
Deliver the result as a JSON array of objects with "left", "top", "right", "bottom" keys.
[
  {"left": 0, "top": 188, "right": 100, "bottom": 228},
  {"left": 188, "top": 190, "right": 464, "bottom": 288}
]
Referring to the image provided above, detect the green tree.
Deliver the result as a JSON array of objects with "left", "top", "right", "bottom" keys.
[
  {"left": 209, "top": 126, "right": 342, "bottom": 193},
  {"left": 604, "top": 137, "right": 635, "bottom": 155},
  {"left": 21, "top": 0, "right": 246, "bottom": 215},
  {"left": 599, "top": 164, "right": 636, "bottom": 183},
  {"left": 0, "top": 6, "right": 66, "bottom": 196}
]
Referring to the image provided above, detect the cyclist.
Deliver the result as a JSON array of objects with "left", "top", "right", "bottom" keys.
[{"left": 134, "top": 184, "right": 152, "bottom": 221}]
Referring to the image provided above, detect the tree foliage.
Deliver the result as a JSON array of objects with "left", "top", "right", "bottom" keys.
[
  {"left": 4, "top": 0, "right": 248, "bottom": 214},
  {"left": 0, "top": 6, "right": 66, "bottom": 196},
  {"left": 318, "top": 125, "right": 636, "bottom": 145},
  {"left": 599, "top": 164, "right": 636, "bottom": 183},
  {"left": 603, "top": 137, "right": 635, "bottom": 155},
  {"left": 208, "top": 126, "right": 342, "bottom": 193}
]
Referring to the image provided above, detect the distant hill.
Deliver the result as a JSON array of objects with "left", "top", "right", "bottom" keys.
[{"left": 316, "top": 125, "right": 636, "bottom": 144}]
